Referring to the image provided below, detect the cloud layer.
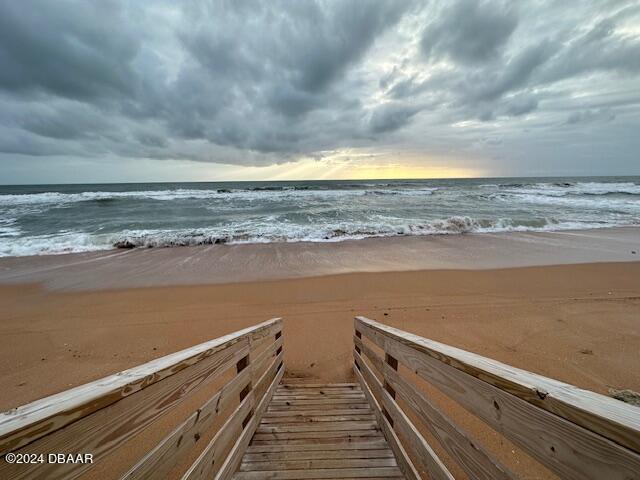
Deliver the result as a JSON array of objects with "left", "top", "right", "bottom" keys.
[{"left": 1, "top": 0, "right": 639, "bottom": 181}]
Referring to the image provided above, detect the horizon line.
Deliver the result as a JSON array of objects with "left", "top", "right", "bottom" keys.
[{"left": 1, "top": 173, "right": 640, "bottom": 187}]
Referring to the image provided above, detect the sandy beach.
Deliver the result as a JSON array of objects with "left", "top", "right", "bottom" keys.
[
  {"left": 2, "top": 1, "right": 640, "bottom": 476},
  {"left": 1, "top": 230, "right": 639, "bottom": 478}
]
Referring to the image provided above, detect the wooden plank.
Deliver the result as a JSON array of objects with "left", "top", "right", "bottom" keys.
[
  {"left": 354, "top": 362, "right": 420, "bottom": 480},
  {"left": 251, "top": 336, "right": 283, "bottom": 382},
  {"left": 256, "top": 421, "right": 378, "bottom": 433},
  {"left": 0, "top": 340, "right": 251, "bottom": 480},
  {"left": 252, "top": 335, "right": 282, "bottom": 369},
  {"left": 181, "top": 350, "right": 283, "bottom": 480},
  {"left": 0, "top": 318, "right": 281, "bottom": 455},
  {"left": 279, "top": 383, "right": 358, "bottom": 388},
  {"left": 253, "top": 352, "right": 284, "bottom": 405},
  {"left": 274, "top": 390, "right": 361, "bottom": 396},
  {"left": 276, "top": 386, "right": 359, "bottom": 392},
  {"left": 267, "top": 403, "right": 370, "bottom": 412},
  {"left": 269, "top": 399, "right": 368, "bottom": 406},
  {"left": 272, "top": 394, "right": 365, "bottom": 400},
  {"left": 354, "top": 350, "right": 454, "bottom": 480},
  {"left": 214, "top": 364, "right": 284, "bottom": 480},
  {"left": 239, "top": 457, "right": 398, "bottom": 471},
  {"left": 263, "top": 409, "right": 373, "bottom": 418},
  {"left": 356, "top": 334, "right": 515, "bottom": 480},
  {"left": 356, "top": 316, "right": 640, "bottom": 453},
  {"left": 122, "top": 366, "right": 252, "bottom": 480},
  {"left": 245, "top": 440, "right": 390, "bottom": 453},
  {"left": 242, "top": 449, "right": 394, "bottom": 462},
  {"left": 260, "top": 414, "right": 376, "bottom": 424},
  {"left": 251, "top": 430, "right": 382, "bottom": 441},
  {"left": 249, "top": 435, "right": 384, "bottom": 446},
  {"left": 358, "top": 319, "right": 640, "bottom": 480},
  {"left": 233, "top": 466, "right": 402, "bottom": 479},
  {"left": 181, "top": 388, "right": 256, "bottom": 480},
  {"left": 248, "top": 323, "right": 282, "bottom": 355}
]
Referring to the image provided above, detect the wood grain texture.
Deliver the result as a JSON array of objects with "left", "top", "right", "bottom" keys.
[
  {"left": 260, "top": 413, "right": 376, "bottom": 424},
  {"left": 356, "top": 316, "right": 640, "bottom": 453},
  {"left": 355, "top": 334, "right": 515, "bottom": 480},
  {"left": 233, "top": 467, "right": 403, "bottom": 479},
  {"left": 353, "top": 365, "right": 419, "bottom": 480},
  {"left": 239, "top": 457, "right": 398, "bottom": 471},
  {"left": 357, "top": 317, "right": 640, "bottom": 480},
  {"left": 251, "top": 336, "right": 283, "bottom": 383},
  {"left": 0, "top": 318, "right": 281, "bottom": 454},
  {"left": 242, "top": 449, "right": 395, "bottom": 462},
  {"left": 181, "top": 387, "right": 256, "bottom": 480},
  {"left": 232, "top": 382, "right": 406, "bottom": 480},
  {"left": 122, "top": 365, "right": 252, "bottom": 480},
  {"left": 0, "top": 340, "right": 251, "bottom": 480},
  {"left": 215, "top": 365, "right": 284, "bottom": 480},
  {"left": 182, "top": 353, "right": 284, "bottom": 480},
  {"left": 354, "top": 350, "right": 454, "bottom": 480},
  {"left": 245, "top": 440, "right": 391, "bottom": 453}
]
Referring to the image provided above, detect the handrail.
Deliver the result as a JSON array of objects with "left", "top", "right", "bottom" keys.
[
  {"left": 354, "top": 316, "right": 640, "bottom": 480},
  {"left": 0, "top": 318, "right": 283, "bottom": 480}
]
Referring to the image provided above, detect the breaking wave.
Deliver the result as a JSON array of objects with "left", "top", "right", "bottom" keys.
[{"left": 1, "top": 178, "right": 638, "bottom": 257}]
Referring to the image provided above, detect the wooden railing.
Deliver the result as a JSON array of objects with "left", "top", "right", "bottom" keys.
[
  {"left": 0, "top": 318, "right": 283, "bottom": 480},
  {"left": 353, "top": 316, "right": 640, "bottom": 480}
]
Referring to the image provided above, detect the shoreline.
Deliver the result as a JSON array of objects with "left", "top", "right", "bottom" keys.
[
  {"left": 1, "top": 242, "right": 638, "bottom": 477},
  {"left": 0, "top": 226, "right": 638, "bottom": 291}
]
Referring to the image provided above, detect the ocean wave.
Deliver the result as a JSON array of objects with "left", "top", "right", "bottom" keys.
[
  {"left": 504, "top": 181, "right": 640, "bottom": 197},
  {"left": 0, "top": 232, "right": 111, "bottom": 257},
  {"left": 0, "top": 189, "right": 229, "bottom": 206},
  {"left": 1, "top": 179, "right": 638, "bottom": 257},
  {"left": 1, "top": 181, "right": 637, "bottom": 208},
  {"left": 107, "top": 217, "right": 639, "bottom": 250},
  {"left": 2, "top": 215, "right": 635, "bottom": 258},
  {"left": 492, "top": 191, "right": 639, "bottom": 213},
  {"left": 0, "top": 218, "right": 20, "bottom": 238},
  {"left": 0, "top": 185, "right": 444, "bottom": 207}
]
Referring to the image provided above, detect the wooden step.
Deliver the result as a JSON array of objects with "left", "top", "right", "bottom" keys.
[{"left": 233, "top": 382, "right": 405, "bottom": 479}]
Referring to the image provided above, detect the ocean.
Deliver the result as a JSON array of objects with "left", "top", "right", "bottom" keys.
[{"left": 0, "top": 177, "right": 639, "bottom": 257}]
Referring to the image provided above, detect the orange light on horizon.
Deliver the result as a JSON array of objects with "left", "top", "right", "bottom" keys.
[{"left": 215, "top": 154, "right": 483, "bottom": 181}]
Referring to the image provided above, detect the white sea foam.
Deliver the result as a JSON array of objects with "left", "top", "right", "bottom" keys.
[
  {"left": 0, "top": 218, "right": 20, "bottom": 238},
  {"left": 0, "top": 179, "right": 638, "bottom": 257},
  {"left": 0, "top": 232, "right": 112, "bottom": 257}
]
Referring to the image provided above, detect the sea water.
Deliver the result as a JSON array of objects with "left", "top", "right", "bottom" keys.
[{"left": 0, "top": 177, "right": 639, "bottom": 257}]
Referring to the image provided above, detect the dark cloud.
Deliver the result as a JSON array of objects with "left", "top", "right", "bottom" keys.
[
  {"left": 369, "top": 102, "right": 421, "bottom": 134},
  {"left": 0, "top": 1, "right": 140, "bottom": 100},
  {"left": 0, "top": 0, "right": 639, "bottom": 180},
  {"left": 421, "top": 0, "right": 518, "bottom": 64}
]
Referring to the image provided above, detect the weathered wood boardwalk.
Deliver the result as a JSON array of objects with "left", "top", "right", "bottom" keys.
[
  {"left": 1, "top": 316, "right": 639, "bottom": 479},
  {"left": 234, "top": 383, "right": 404, "bottom": 479}
]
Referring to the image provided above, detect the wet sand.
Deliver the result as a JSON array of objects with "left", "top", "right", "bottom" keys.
[
  {"left": 0, "top": 231, "right": 639, "bottom": 478},
  {"left": 0, "top": 227, "right": 638, "bottom": 290}
]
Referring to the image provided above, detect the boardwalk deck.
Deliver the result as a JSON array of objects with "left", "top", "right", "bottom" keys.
[
  {"left": 2, "top": 316, "right": 638, "bottom": 480},
  {"left": 233, "top": 383, "right": 405, "bottom": 480}
]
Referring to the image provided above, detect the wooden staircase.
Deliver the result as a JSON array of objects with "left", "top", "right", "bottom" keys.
[
  {"left": 1, "top": 316, "right": 639, "bottom": 480},
  {"left": 233, "top": 382, "right": 404, "bottom": 479}
]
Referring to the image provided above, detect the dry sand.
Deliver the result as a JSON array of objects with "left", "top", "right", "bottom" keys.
[
  {"left": 1, "top": 262, "right": 639, "bottom": 411},
  {"left": 1, "top": 231, "right": 639, "bottom": 479}
]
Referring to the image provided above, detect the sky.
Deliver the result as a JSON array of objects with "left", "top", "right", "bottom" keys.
[{"left": 1, "top": 0, "right": 639, "bottom": 184}]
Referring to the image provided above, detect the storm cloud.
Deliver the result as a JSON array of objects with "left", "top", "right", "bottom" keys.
[{"left": 1, "top": 0, "right": 639, "bottom": 182}]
